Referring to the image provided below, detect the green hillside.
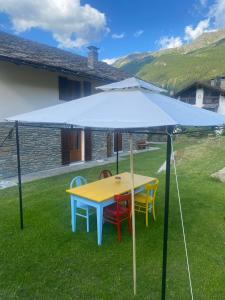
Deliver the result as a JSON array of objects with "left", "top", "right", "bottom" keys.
[{"left": 113, "top": 30, "right": 225, "bottom": 92}]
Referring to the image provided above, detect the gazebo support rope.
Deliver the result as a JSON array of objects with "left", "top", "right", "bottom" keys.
[
  {"left": 15, "top": 121, "right": 24, "bottom": 230},
  {"left": 0, "top": 125, "right": 15, "bottom": 148}
]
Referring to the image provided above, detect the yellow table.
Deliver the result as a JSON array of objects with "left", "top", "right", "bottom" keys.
[{"left": 67, "top": 172, "right": 156, "bottom": 245}]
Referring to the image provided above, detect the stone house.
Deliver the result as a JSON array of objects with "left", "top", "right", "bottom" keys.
[
  {"left": 0, "top": 31, "right": 146, "bottom": 178},
  {"left": 175, "top": 77, "right": 225, "bottom": 115}
]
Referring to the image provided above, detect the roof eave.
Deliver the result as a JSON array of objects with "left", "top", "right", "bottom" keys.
[{"left": 0, "top": 55, "right": 122, "bottom": 83}]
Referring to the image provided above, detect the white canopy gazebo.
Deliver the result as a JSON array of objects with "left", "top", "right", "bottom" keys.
[{"left": 6, "top": 77, "right": 225, "bottom": 299}]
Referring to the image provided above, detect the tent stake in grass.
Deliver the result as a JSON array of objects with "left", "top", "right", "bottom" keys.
[
  {"left": 161, "top": 128, "right": 173, "bottom": 300},
  {"left": 15, "top": 121, "right": 24, "bottom": 230}
]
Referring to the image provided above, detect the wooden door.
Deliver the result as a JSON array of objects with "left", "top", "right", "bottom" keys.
[
  {"left": 61, "top": 129, "right": 82, "bottom": 164},
  {"left": 69, "top": 130, "right": 82, "bottom": 162}
]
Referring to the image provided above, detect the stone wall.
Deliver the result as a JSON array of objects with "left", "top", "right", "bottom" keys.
[
  {"left": 0, "top": 123, "right": 62, "bottom": 178},
  {"left": 91, "top": 131, "right": 108, "bottom": 160},
  {"left": 91, "top": 131, "right": 148, "bottom": 161},
  {"left": 0, "top": 124, "right": 148, "bottom": 179},
  {"left": 122, "top": 133, "right": 148, "bottom": 151}
]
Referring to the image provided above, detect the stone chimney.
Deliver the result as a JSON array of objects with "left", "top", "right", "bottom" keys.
[{"left": 87, "top": 46, "right": 99, "bottom": 69}]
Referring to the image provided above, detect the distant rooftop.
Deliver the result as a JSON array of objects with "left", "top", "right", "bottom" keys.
[{"left": 0, "top": 31, "right": 129, "bottom": 82}]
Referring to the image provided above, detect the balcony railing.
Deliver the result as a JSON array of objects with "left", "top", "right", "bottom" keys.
[
  {"left": 180, "top": 96, "right": 220, "bottom": 106},
  {"left": 180, "top": 97, "right": 196, "bottom": 105},
  {"left": 203, "top": 96, "right": 219, "bottom": 104}
]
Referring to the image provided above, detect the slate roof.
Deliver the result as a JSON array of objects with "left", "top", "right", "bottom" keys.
[{"left": 0, "top": 31, "right": 129, "bottom": 82}]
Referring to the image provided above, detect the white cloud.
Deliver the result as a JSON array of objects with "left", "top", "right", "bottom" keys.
[
  {"left": 158, "top": 36, "right": 183, "bottom": 49},
  {"left": 112, "top": 33, "right": 125, "bottom": 39},
  {"left": 102, "top": 57, "right": 118, "bottom": 65},
  {"left": 134, "top": 30, "right": 144, "bottom": 38},
  {"left": 0, "top": 0, "right": 108, "bottom": 48},
  {"left": 185, "top": 19, "right": 210, "bottom": 41},
  {"left": 199, "top": 0, "right": 207, "bottom": 6},
  {"left": 209, "top": 0, "right": 225, "bottom": 28},
  {"left": 156, "top": 1, "right": 225, "bottom": 51}
]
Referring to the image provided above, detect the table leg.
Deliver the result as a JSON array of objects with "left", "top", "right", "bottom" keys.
[
  {"left": 96, "top": 205, "right": 103, "bottom": 246},
  {"left": 71, "top": 197, "right": 77, "bottom": 232}
]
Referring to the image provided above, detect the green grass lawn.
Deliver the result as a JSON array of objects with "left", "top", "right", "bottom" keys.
[{"left": 0, "top": 136, "right": 225, "bottom": 299}]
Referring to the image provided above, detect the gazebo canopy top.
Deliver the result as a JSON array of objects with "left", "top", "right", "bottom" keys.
[
  {"left": 97, "top": 77, "right": 167, "bottom": 93},
  {"left": 6, "top": 77, "right": 225, "bottom": 130}
]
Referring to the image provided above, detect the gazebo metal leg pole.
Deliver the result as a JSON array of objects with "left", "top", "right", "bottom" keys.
[
  {"left": 15, "top": 121, "right": 24, "bottom": 230},
  {"left": 161, "top": 132, "right": 172, "bottom": 300},
  {"left": 130, "top": 133, "right": 136, "bottom": 295},
  {"left": 116, "top": 132, "right": 119, "bottom": 174}
]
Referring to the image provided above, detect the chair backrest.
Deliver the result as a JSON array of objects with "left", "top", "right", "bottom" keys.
[
  {"left": 145, "top": 179, "right": 159, "bottom": 202},
  {"left": 99, "top": 169, "right": 112, "bottom": 180},
  {"left": 114, "top": 193, "right": 131, "bottom": 213},
  {"left": 70, "top": 176, "right": 87, "bottom": 188}
]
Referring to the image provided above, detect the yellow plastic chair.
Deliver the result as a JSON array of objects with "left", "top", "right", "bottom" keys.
[{"left": 134, "top": 179, "right": 159, "bottom": 226}]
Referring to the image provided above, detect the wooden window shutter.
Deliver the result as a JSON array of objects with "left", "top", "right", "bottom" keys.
[
  {"left": 83, "top": 81, "right": 92, "bottom": 96},
  {"left": 85, "top": 130, "right": 92, "bottom": 161},
  {"left": 71, "top": 81, "right": 81, "bottom": 99},
  {"left": 58, "top": 77, "right": 81, "bottom": 101},
  {"left": 59, "top": 77, "right": 68, "bottom": 100},
  {"left": 114, "top": 133, "right": 122, "bottom": 152},
  {"left": 61, "top": 129, "right": 70, "bottom": 165}
]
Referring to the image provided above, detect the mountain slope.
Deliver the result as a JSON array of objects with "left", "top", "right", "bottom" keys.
[{"left": 113, "top": 29, "right": 225, "bottom": 92}]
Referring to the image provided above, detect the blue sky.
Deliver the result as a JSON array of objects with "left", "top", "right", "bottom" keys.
[{"left": 0, "top": 0, "right": 224, "bottom": 63}]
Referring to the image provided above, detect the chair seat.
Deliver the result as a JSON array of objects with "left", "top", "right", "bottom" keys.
[
  {"left": 104, "top": 203, "right": 128, "bottom": 217},
  {"left": 135, "top": 193, "right": 154, "bottom": 204}
]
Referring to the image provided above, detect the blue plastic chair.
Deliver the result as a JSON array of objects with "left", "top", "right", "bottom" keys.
[{"left": 70, "top": 176, "right": 94, "bottom": 232}]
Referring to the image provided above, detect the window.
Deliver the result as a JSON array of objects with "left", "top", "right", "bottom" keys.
[
  {"left": 113, "top": 133, "right": 123, "bottom": 152},
  {"left": 58, "top": 77, "right": 81, "bottom": 101}
]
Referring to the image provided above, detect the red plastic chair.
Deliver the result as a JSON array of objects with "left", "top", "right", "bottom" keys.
[
  {"left": 99, "top": 169, "right": 112, "bottom": 180},
  {"left": 104, "top": 193, "right": 132, "bottom": 242}
]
